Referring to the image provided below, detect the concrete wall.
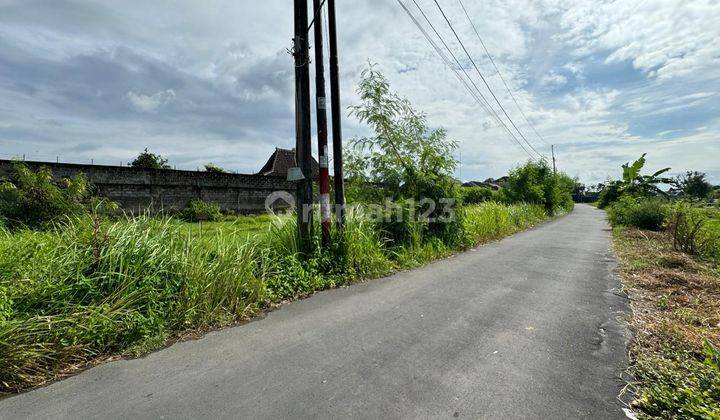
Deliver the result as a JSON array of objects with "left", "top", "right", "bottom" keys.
[{"left": 0, "top": 160, "right": 295, "bottom": 214}]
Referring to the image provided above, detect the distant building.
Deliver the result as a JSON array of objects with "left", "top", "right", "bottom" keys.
[
  {"left": 462, "top": 176, "right": 509, "bottom": 191},
  {"left": 258, "top": 147, "right": 319, "bottom": 179}
]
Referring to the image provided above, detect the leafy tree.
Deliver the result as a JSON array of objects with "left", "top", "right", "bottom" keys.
[
  {"left": 346, "top": 63, "right": 458, "bottom": 199},
  {"left": 345, "top": 63, "right": 463, "bottom": 246},
  {"left": 0, "top": 162, "right": 91, "bottom": 228},
  {"left": 674, "top": 171, "right": 712, "bottom": 199},
  {"left": 204, "top": 163, "right": 227, "bottom": 173},
  {"left": 572, "top": 179, "right": 586, "bottom": 198},
  {"left": 131, "top": 148, "right": 170, "bottom": 169}
]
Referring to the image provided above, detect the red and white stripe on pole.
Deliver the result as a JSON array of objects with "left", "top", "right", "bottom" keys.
[
  {"left": 319, "top": 139, "right": 331, "bottom": 241},
  {"left": 312, "top": 0, "right": 332, "bottom": 246},
  {"left": 318, "top": 97, "right": 331, "bottom": 239}
]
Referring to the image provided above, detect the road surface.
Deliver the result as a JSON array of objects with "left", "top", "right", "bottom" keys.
[{"left": 1, "top": 204, "right": 629, "bottom": 419}]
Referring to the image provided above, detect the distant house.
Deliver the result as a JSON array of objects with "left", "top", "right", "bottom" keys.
[
  {"left": 257, "top": 147, "right": 319, "bottom": 179},
  {"left": 462, "top": 176, "right": 509, "bottom": 191}
]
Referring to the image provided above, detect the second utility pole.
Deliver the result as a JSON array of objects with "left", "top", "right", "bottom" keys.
[
  {"left": 294, "top": 0, "right": 313, "bottom": 254},
  {"left": 551, "top": 144, "right": 557, "bottom": 175},
  {"left": 327, "top": 0, "right": 345, "bottom": 227},
  {"left": 312, "top": 0, "right": 331, "bottom": 246}
]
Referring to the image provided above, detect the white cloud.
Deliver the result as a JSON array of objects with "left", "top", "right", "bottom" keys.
[
  {"left": 539, "top": 71, "right": 567, "bottom": 87},
  {"left": 557, "top": 0, "right": 720, "bottom": 80},
  {"left": 126, "top": 89, "right": 176, "bottom": 112}
]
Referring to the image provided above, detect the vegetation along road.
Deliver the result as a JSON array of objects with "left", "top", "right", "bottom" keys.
[{"left": 0, "top": 204, "right": 629, "bottom": 419}]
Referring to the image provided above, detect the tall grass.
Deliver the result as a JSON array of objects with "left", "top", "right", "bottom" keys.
[
  {"left": 0, "top": 202, "right": 552, "bottom": 393},
  {"left": 463, "top": 202, "right": 547, "bottom": 244}
]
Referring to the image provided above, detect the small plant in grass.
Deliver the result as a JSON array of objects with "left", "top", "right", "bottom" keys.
[
  {"left": 631, "top": 343, "right": 720, "bottom": 418},
  {"left": 181, "top": 199, "right": 222, "bottom": 222}
]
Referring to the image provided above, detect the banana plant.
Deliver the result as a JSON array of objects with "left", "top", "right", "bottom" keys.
[{"left": 619, "top": 153, "right": 672, "bottom": 197}]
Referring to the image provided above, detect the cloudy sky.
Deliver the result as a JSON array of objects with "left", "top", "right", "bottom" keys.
[{"left": 0, "top": 0, "right": 718, "bottom": 184}]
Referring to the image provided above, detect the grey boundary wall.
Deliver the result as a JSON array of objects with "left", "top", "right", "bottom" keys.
[{"left": 0, "top": 160, "right": 295, "bottom": 214}]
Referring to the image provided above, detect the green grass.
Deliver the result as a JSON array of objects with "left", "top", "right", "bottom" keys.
[
  {"left": 175, "top": 213, "right": 276, "bottom": 241},
  {"left": 0, "top": 203, "right": 551, "bottom": 393}
]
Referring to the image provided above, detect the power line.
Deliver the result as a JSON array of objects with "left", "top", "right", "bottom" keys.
[
  {"left": 431, "top": 0, "right": 545, "bottom": 159},
  {"left": 456, "top": 0, "right": 550, "bottom": 147},
  {"left": 399, "top": 0, "right": 535, "bottom": 159}
]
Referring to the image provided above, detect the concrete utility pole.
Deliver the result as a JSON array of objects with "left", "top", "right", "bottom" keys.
[
  {"left": 551, "top": 144, "right": 557, "bottom": 175},
  {"left": 294, "top": 0, "right": 314, "bottom": 253},
  {"left": 312, "top": 0, "right": 331, "bottom": 246},
  {"left": 327, "top": 0, "right": 346, "bottom": 227}
]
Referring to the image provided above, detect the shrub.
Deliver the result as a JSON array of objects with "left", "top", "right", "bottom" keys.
[
  {"left": 181, "top": 199, "right": 222, "bottom": 222},
  {"left": 665, "top": 202, "right": 720, "bottom": 261},
  {"left": 500, "top": 160, "right": 574, "bottom": 215},
  {"left": 674, "top": 171, "right": 713, "bottom": 200},
  {"left": 0, "top": 162, "right": 91, "bottom": 229},
  {"left": 607, "top": 196, "right": 666, "bottom": 231},
  {"left": 460, "top": 186, "right": 494, "bottom": 204},
  {"left": 375, "top": 200, "right": 425, "bottom": 248},
  {"left": 131, "top": 148, "right": 170, "bottom": 169},
  {"left": 204, "top": 163, "right": 227, "bottom": 173},
  {"left": 597, "top": 182, "right": 622, "bottom": 209},
  {"left": 415, "top": 175, "right": 465, "bottom": 247}
]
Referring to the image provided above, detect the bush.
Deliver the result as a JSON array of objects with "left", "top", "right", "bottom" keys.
[
  {"left": 665, "top": 202, "right": 720, "bottom": 261},
  {"left": 415, "top": 175, "right": 465, "bottom": 248},
  {"left": 375, "top": 200, "right": 425, "bottom": 248},
  {"left": 597, "top": 182, "right": 622, "bottom": 209},
  {"left": 204, "top": 163, "right": 227, "bottom": 173},
  {"left": 181, "top": 199, "right": 222, "bottom": 222},
  {"left": 0, "top": 162, "right": 92, "bottom": 229},
  {"left": 607, "top": 196, "right": 666, "bottom": 231},
  {"left": 460, "top": 186, "right": 494, "bottom": 204},
  {"left": 500, "top": 160, "right": 574, "bottom": 215},
  {"left": 131, "top": 148, "right": 170, "bottom": 169},
  {"left": 674, "top": 171, "right": 713, "bottom": 200}
]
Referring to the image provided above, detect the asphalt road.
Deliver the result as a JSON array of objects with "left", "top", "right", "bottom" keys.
[{"left": 1, "top": 204, "right": 629, "bottom": 419}]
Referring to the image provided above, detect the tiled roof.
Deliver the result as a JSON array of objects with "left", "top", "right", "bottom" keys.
[{"left": 258, "top": 148, "right": 319, "bottom": 178}]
